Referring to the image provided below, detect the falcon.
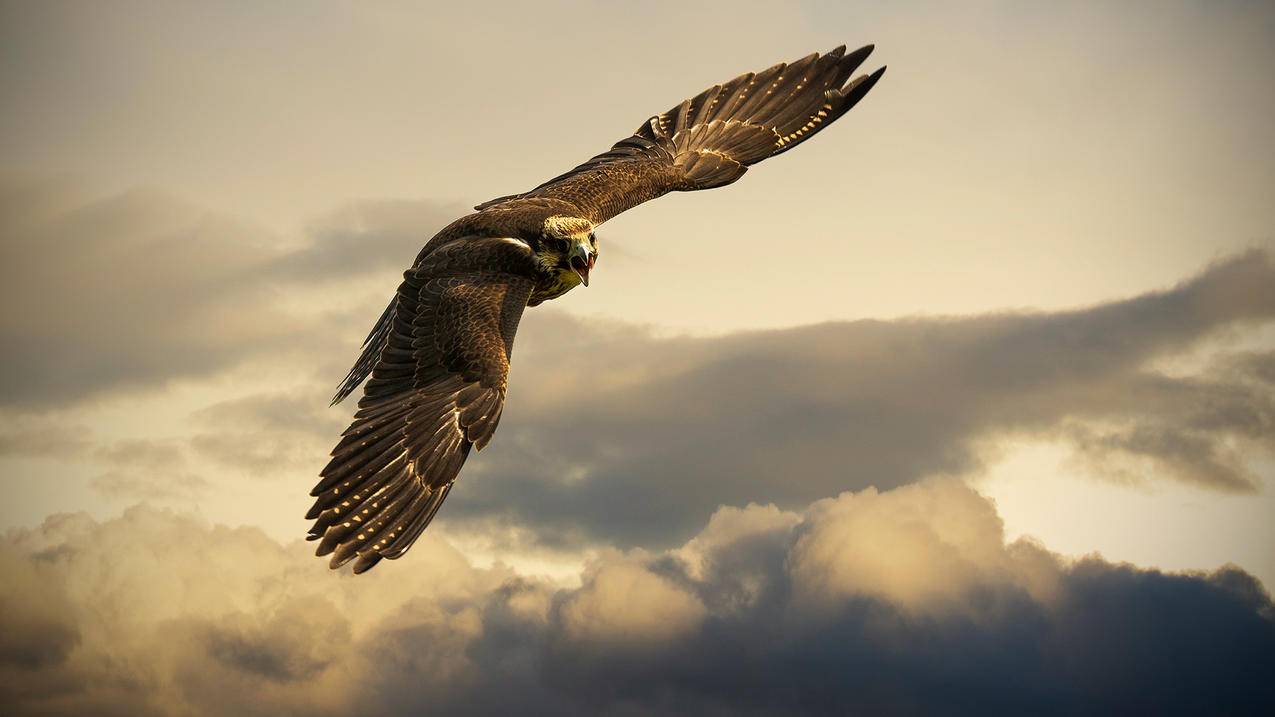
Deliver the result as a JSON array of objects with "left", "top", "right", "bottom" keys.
[{"left": 307, "top": 44, "right": 886, "bottom": 572}]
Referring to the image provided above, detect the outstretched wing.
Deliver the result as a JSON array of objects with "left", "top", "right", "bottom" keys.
[
  {"left": 306, "top": 236, "right": 536, "bottom": 573},
  {"left": 477, "top": 44, "right": 885, "bottom": 225}
]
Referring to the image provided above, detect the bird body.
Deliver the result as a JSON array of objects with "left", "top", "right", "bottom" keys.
[{"left": 307, "top": 44, "right": 886, "bottom": 572}]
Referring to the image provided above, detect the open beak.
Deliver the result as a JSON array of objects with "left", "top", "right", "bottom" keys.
[{"left": 570, "top": 247, "right": 595, "bottom": 287}]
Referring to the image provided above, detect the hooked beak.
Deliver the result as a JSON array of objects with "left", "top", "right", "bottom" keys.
[{"left": 570, "top": 245, "right": 596, "bottom": 287}]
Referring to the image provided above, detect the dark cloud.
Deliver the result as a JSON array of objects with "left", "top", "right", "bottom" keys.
[
  {"left": 5, "top": 175, "right": 1272, "bottom": 570},
  {"left": 6, "top": 174, "right": 1273, "bottom": 523},
  {"left": 113, "top": 244, "right": 1274, "bottom": 552},
  {"left": 437, "top": 250, "right": 1275, "bottom": 548},
  {"left": 0, "top": 545, "right": 79, "bottom": 671},
  {"left": 0, "top": 178, "right": 455, "bottom": 407},
  {"left": 1, "top": 482, "right": 1271, "bottom": 715},
  {"left": 201, "top": 597, "right": 349, "bottom": 683},
  {"left": 1226, "top": 349, "right": 1275, "bottom": 386},
  {"left": 266, "top": 199, "right": 464, "bottom": 282},
  {"left": 1, "top": 180, "right": 287, "bottom": 406}
]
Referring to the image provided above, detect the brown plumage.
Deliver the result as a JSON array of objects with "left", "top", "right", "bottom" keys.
[{"left": 306, "top": 44, "right": 886, "bottom": 572}]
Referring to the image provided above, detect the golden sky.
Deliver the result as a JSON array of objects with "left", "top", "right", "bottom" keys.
[{"left": 2, "top": 1, "right": 1274, "bottom": 714}]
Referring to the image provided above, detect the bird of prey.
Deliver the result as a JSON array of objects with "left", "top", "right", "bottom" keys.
[{"left": 306, "top": 44, "right": 886, "bottom": 573}]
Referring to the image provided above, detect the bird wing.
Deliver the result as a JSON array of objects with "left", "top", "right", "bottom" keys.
[
  {"left": 476, "top": 44, "right": 885, "bottom": 225},
  {"left": 306, "top": 236, "right": 536, "bottom": 573}
]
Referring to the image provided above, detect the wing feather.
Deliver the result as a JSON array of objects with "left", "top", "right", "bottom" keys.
[
  {"left": 475, "top": 44, "right": 884, "bottom": 225},
  {"left": 310, "top": 43, "right": 886, "bottom": 573},
  {"left": 307, "top": 236, "right": 536, "bottom": 572}
]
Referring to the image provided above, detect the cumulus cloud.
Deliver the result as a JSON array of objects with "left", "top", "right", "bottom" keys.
[
  {"left": 788, "top": 479, "right": 1020, "bottom": 613},
  {"left": 559, "top": 560, "right": 707, "bottom": 651},
  {"left": 1, "top": 481, "right": 1271, "bottom": 715}
]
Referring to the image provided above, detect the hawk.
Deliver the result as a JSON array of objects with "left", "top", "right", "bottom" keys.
[{"left": 307, "top": 44, "right": 886, "bottom": 572}]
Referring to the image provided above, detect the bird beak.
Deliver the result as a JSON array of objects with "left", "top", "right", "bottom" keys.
[{"left": 570, "top": 245, "right": 595, "bottom": 287}]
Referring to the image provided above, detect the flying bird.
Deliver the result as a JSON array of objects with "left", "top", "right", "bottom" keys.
[{"left": 307, "top": 44, "right": 886, "bottom": 573}]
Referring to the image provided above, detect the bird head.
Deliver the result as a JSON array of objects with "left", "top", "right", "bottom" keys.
[{"left": 537, "top": 215, "right": 597, "bottom": 287}]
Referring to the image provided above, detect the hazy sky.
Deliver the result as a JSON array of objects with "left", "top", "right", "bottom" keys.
[{"left": 2, "top": 1, "right": 1273, "bottom": 714}]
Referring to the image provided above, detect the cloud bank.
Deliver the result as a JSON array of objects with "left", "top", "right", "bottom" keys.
[
  {"left": 3, "top": 177, "right": 1272, "bottom": 561},
  {"left": 2, "top": 479, "right": 1272, "bottom": 715},
  {"left": 450, "top": 248, "right": 1275, "bottom": 548},
  {"left": 2, "top": 178, "right": 1272, "bottom": 714}
]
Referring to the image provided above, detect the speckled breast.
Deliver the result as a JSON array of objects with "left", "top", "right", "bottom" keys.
[{"left": 527, "top": 269, "right": 583, "bottom": 306}]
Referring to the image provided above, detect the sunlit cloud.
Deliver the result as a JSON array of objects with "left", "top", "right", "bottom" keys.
[{"left": 2, "top": 480, "right": 1271, "bottom": 715}]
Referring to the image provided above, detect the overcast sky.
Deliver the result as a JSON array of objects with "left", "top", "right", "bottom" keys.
[{"left": 2, "top": 1, "right": 1274, "bottom": 714}]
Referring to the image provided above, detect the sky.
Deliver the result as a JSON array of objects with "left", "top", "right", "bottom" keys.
[{"left": 2, "top": 1, "right": 1274, "bottom": 714}]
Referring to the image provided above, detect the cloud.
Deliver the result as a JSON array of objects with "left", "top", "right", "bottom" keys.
[
  {"left": 0, "top": 545, "right": 79, "bottom": 671},
  {"left": 0, "top": 425, "right": 210, "bottom": 503},
  {"left": 201, "top": 597, "right": 349, "bottom": 683},
  {"left": 1, "top": 481, "right": 1271, "bottom": 715},
  {"left": 788, "top": 479, "right": 1018, "bottom": 613},
  {"left": 0, "top": 416, "right": 93, "bottom": 459},
  {"left": 91, "top": 470, "right": 207, "bottom": 503},
  {"left": 86, "top": 439, "right": 208, "bottom": 502},
  {"left": 0, "top": 177, "right": 456, "bottom": 408},
  {"left": 41, "top": 238, "right": 1259, "bottom": 553},
  {"left": 439, "top": 249, "right": 1275, "bottom": 549},
  {"left": 4, "top": 175, "right": 1273, "bottom": 569},
  {"left": 188, "top": 391, "right": 345, "bottom": 476},
  {"left": 1, "top": 179, "right": 288, "bottom": 406},
  {"left": 559, "top": 560, "right": 707, "bottom": 651},
  {"left": 266, "top": 199, "right": 466, "bottom": 283}
]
